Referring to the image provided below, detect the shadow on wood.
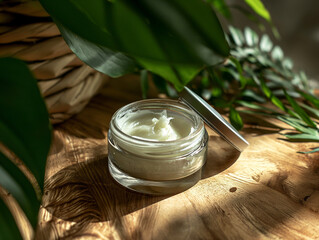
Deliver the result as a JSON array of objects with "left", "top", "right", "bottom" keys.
[
  {"left": 202, "top": 135, "right": 240, "bottom": 179},
  {"left": 43, "top": 155, "right": 165, "bottom": 221},
  {"left": 36, "top": 77, "right": 319, "bottom": 239}
]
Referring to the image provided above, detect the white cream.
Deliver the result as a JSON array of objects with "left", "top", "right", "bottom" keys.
[
  {"left": 118, "top": 110, "right": 193, "bottom": 141},
  {"left": 108, "top": 99, "right": 208, "bottom": 195}
]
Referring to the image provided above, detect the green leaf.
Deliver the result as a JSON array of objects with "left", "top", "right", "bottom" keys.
[
  {"left": 211, "top": 98, "right": 230, "bottom": 108},
  {"left": 0, "top": 197, "right": 23, "bottom": 240},
  {"left": 241, "top": 89, "right": 266, "bottom": 103},
  {"left": 137, "top": 57, "right": 201, "bottom": 91},
  {"left": 152, "top": 74, "right": 177, "bottom": 98},
  {"left": 272, "top": 89, "right": 300, "bottom": 98},
  {"left": 244, "top": 0, "right": 271, "bottom": 22},
  {"left": 260, "top": 79, "right": 286, "bottom": 112},
  {"left": 271, "top": 46, "right": 284, "bottom": 60},
  {"left": 221, "top": 65, "right": 240, "bottom": 81},
  {"left": 283, "top": 133, "right": 319, "bottom": 142},
  {"left": 282, "top": 57, "right": 293, "bottom": 70},
  {"left": 230, "top": 5, "right": 266, "bottom": 32},
  {"left": 200, "top": 74, "right": 210, "bottom": 88},
  {"left": 299, "top": 102, "right": 319, "bottom": 120},
  {"left": 152, "top": 74, "right": 167, "bottom": 94},
  {"left": 0, "top": 152, "right": 40, "bottom": 229},
  {"left": 244, "top": 27, "right": 259, "bottom": 47},
  {"left": 298, "top": 147, "right": 319, "bottom": 154},
  {"left": 284, "top": 90, "right": 317, "bottom": 128},
  {"left": 40, "top": 0, "right": 229, "bottom": 90},
  {"left": 238, "top": 109, "right": 276, "bottom": 117},
  {"left": 298, "top": 91, "right": 319, "bottom": 109},
  {"left": 229, "top": 106, "right": 244, "bottom": 130},
  {"left": 39, "top": 0, "right": 117, "bottom": 49},
  {"left": 140, "top": 70, "right": 149, "bottom": 99},
  {"left": 264, "top": 70, "right": 295, "bottom": 90},
  {"left": 0, "top": 58, "right": 51, "bottom": 190},
  {"left": 41, "top": 0, "right": 229, "bottom": 65},
  {"left": 56, "top": 21, "right": 137, "bottom": 78},
  {"left": 270, "top": 22, "right": 281, "bottom": 40},
  {"left": 277, "top": 116, "right": 315, "bottom": 134},
  {"left": 211, "top": 87, "right": 222, "bottom": 98},
  {"left": 260, "top": 34, "right": 273, "bottom": 52},
  {"left": 236, "top": 100, "right": 279, "bottom": 114},
  {"left": 207, "top": 67, "right": 228, "bottom": 90},
  {"left": 229, "top": 26, "right": 245, "bottom": 47},
  {"left": 207, "top": 0, "right": 231, "bottom": 19},
  {"left": 115, "top": 0, "right": 229, "bottom": 63},
  {"left": 229, "top": 56, "right": 248, "bottom": 88},
  {"left": 299, "top": 71, "right": 309, "bottom": 91}
]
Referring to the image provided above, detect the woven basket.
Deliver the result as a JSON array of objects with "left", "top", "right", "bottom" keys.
[{"left": 0, "top": 0, "right": 109, "bottom": 124}]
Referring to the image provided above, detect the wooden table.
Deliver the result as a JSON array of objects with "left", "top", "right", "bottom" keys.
[{"left": 36, "top": 75, "right": 319, "bottom": 239}]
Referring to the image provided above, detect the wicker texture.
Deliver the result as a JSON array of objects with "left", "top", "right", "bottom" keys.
[{"left": 0, "top": 0, "right": 108, "bottom": 124}]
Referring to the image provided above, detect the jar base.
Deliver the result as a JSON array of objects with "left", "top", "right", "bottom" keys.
[{"left": 108, "top": 159, "right": 203, "bottom": 195}]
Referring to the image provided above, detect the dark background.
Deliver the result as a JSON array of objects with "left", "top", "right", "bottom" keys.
[{"left": 222, "top": 0, "right": 319, "bottom": 88}]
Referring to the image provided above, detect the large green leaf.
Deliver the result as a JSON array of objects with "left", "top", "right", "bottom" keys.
[
  {"left": 56, "top": 22, "right": 137, "bottom": 78},
  {"left": 137, "top": 57, "right": 202, "bottom": 91},
  {"left": 0, "top": 58, "right": 51, "bottom": 190},
  {"left": 0, "top": 152, "right": 40, "bottom": 229},
  {"left": 39, "top": 0, "right": 116, "bottom": 49},
  {"left": 112, "top": 0, "right": 229, "bottom": 64},
  {"left": 40, "top": 0, "right": 229, "bottom": 64},
  {"left": 0, "top": 197, "right": 22, "bottom": 240},
  {"left": 40, "top": 0, "right": 229, "bottom": 89}
]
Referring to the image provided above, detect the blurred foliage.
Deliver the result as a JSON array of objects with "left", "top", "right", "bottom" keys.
[
  {"left": 208, "top": 0, "right": 270, "bottom": 22},
  {"left": 197, "top": 27, "right": 319, "bottom": 153},
  {"left": 208, "top": 0, "right": 280, "bottom": 39},
  {"left": 145, "top": 26, "right": 319, "bottom": 153},
  {"left": 0, "top": 58, "right": 52, "bottom": 239}
]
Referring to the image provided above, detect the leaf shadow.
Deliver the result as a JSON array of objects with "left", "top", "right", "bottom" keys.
[
  {"left": 202, "top": 135, "right": 240, "bottom": 179},
  {"left": 42, "top": 156, "right": 165, "bottom": 222},
  {"left": 39, "top": 135, "right": 241, "bottom": 238}
]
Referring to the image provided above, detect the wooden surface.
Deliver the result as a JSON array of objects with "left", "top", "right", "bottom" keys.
[{"left": 36, "top": 75, "right": 319, "bottom": 240}]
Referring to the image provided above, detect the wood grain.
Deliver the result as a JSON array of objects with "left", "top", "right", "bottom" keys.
[{"left": 36, "top": 75, "right": 319, "bottom": 240}]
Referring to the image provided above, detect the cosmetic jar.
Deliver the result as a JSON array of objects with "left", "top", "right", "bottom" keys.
[
  {"left": 108, "top": 87, "right": 249, "bottom": 195},
  {"left": 108, "top": 99, "right": 208, "bottom": 195}
]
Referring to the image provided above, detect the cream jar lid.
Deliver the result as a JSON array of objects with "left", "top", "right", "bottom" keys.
[{"left": 179, "top": 87, "right": 249, "bottom": 152}]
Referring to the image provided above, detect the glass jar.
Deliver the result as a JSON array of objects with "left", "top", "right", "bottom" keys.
[{"left": 108, "top": 99, "right": 208, "bottom": 195}]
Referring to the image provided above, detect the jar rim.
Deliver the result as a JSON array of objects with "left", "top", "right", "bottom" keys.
[{"left": 110, "top": 99, "right": 204, "bottom": 145}]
